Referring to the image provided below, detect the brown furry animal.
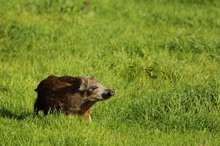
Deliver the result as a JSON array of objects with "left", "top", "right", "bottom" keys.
[{"left": 34, "top": 75, "right": 115, "bottom": 121}]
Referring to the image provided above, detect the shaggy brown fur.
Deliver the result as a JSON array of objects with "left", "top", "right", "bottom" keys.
[{"left": 34, "top": 75, "right": 115, "bottom": 121}]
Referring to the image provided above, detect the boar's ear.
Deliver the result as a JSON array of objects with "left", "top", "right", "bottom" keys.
[
  {"left": 79, "top": 77, "right": 88, "bottom": 91},
  {"left": 91, "top": 76, "right": 96, "bottom": 81}
]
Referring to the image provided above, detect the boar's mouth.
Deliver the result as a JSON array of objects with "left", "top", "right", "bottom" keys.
[{"left": 102, "top": 90, "right": 115, "bottom": 99}]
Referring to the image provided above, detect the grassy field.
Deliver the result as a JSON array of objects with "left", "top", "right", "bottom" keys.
[{"left": 0, "top": 0, "right": 220, "bottom": 145}]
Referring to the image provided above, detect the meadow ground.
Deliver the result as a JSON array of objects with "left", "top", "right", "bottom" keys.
[{"left": 0, "top": 0, "right": 220, "bottom": 145}]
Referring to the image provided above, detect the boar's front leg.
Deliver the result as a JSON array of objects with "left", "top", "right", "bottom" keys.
[{"left": 82, "top": 110, "right": 92, "bottom": 122}]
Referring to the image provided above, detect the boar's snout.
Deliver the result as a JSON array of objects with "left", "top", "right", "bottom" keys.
[
  {"left": 109, "top": 90, "right": 115, "bottom": 96},
  {"left": 102, "top": 89, "right": 115, "bottom": 99}
]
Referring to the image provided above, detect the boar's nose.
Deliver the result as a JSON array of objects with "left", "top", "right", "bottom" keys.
[
  {"left": 102, "top": 89, "right": 115, "bottom": 99},
  {"left": 109, "top": 90, "right": 115, "bottom": 96}
]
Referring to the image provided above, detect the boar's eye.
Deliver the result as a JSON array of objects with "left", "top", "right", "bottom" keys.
[
  {"left": 91, "top": 86, "right": 98, "bottom": 90},
  {"left": 89, "top": 86, "right": 98, "bottom": 92}
]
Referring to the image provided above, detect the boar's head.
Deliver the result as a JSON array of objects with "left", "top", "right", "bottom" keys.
[{"left": 79, "top": 77, "right": 115, "bottom": 101}]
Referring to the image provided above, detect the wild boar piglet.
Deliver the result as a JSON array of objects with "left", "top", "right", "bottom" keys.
[{"left": 34, "top": 75, "right": 115, "bottom": 121}]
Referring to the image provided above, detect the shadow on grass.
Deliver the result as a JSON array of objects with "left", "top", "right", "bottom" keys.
[{"left": 0, "top": 108, "right": 33, "bottom": 120}]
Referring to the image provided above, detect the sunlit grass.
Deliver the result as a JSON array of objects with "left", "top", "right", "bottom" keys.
[{"left": 0, "top": 0, "right": 220, "bottom": 145}]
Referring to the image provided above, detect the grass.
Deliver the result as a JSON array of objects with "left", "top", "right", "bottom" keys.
[{"left": 0, "top": 0, "right": 220, "bottom": 145}]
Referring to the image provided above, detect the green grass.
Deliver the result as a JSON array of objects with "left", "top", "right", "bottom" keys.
[{"left": 0, "top": 0, "right": 220, "bottom": 145}]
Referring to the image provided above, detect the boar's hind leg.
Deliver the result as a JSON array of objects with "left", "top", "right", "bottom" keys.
[
  {"left": 34, "top": 108, "right": 39, "bottom": 116},
  {"left": 34, "top": 101, "right": 39, "bottom": 115},
  {"left": 43, "top": 109, "right": 49, "bottom": 115},
  {"left": 34, "top": 104, "right": 40, "bottom": 116},
  {"left": 34, "top": 101, "right": 48, "bottom": 116}
]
